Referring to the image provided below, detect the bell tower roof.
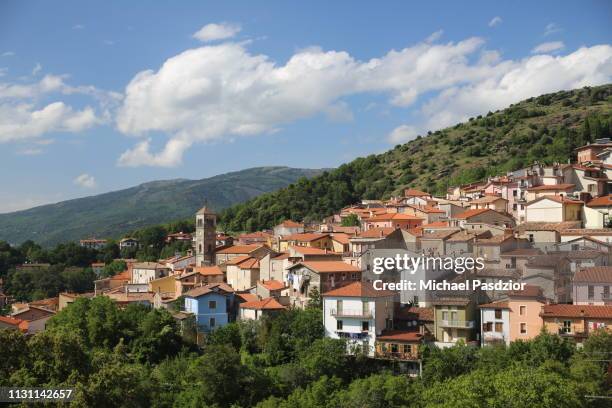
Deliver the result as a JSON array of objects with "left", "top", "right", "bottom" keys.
[{"left": 197, "top": 206, "right": 215, "bottom": 215}]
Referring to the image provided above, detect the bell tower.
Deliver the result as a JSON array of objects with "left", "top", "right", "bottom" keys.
[{"left": 195, "top": 206, "right": 216, "bottom": 266}]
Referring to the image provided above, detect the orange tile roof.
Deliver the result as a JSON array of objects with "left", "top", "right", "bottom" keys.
[
  {"left": 587, "top": 195, "right": 612, "bottom": 207},
  {"left": 240, "top": 297, "right": 286, "bottom": 310},
  {"left": 259, "top": 280, "right": 286, "bottom": 291},
  {"left": 297, "top": 261, "right": 361, "bottom": 274},
  {"left": 478, "top": 301, "right": 511, "bottom": 309},
  {"left": 574, "top": 266, "right": 612, "bottom": 283},
  {"left": 225, "top": 255, "right": 252, "bottom": 265},
  {"left": 227, "top": 256, "right": 259, "bottom": 269},
  {"left": 278, "top": 220, "right": 303, "bottom": 228},
  {"left": 216, "top": 244, "right": 264, "bottom": 254},
  {"left": 541, "top": 304, "right": 612, "bottom": 319},
  {"left": 356, "top": 227, "right": 396, "bottom": 238},
  {"left": 238, "top": 231, "right": 272, "bottom": 239},
  {"left": 330, "top": 233, "right": 351, "bottom": 244},
  {"left": 236, "top": 293, "right": 259, "bottom": 303},
  {"left": 470, "top": 195, "right": 507, "bottom": 204},
  {"left": 423, "top": 221, "right": 450, "bottom": 228},
  {"left": 283, "top": 233, "right": 329, "bottom": 242},
  {"left": 0, "top": 315, "right": 24, "bottom": 327},
  {"left": 376, "top": 330, "right": 424, "bottom": 342},
  {"left": 507, "top": 284, "right": 545, "bottom": 298},
  {"left": 527, "top": 183, "right": 575, "bottom": 191},
  {"left": 194, "top": 266, "right": 224, "bottom": 276},
  {"left": 321, "top": 281, "right": 394, "bottom": 297},
  {"left": 404, "top": 188, "right": 431, "bottom": 197},
  {"left": 184, "top": 283, "right": 234, "bottom": 298},
  {"left": 289, "top": 245, "right": 336, "bottom": 255},
  {"left": 367, "top": 213, "right": 424, "bottom": 222},
  {"left": 454, "top": 208, "right": 491, "bottom": 219},
  {"left": 408, "top": 205, "right": 445, "bottom": 214}
]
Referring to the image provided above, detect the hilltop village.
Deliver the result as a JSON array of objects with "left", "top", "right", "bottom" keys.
[{"left": 3, "top": 138, "right": 612, "bottom": 376}]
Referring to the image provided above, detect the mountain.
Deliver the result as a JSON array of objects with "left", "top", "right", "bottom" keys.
[
  {"left": 0, "top": 167, "right": 324, "bottom": 246},
  {"left": 220, "top": 84, "right": 612, "bottom": 232}
]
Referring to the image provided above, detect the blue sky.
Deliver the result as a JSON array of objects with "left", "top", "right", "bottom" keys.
[{"left": 0, "top": 0, "right": 611, "bottom": 212}]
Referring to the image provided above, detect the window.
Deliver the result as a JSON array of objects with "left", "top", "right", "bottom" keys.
[
  {"left": 588, "top": 285, "right": 595, "bottom": 299},
  {"left": 391, "top": 343, "right": 398, "bottom": 353},
  {"left": 337, "top": 320, "right": 343, "bottom": 330},
  {"left": 494, "top": 309, "right": 502, "bottom": 319},
  {"left": 413, "top": 295, "right": 419, "bottom": 305},
  {"left": 337, "top": 300, "right": 343, "bottom": 314},
  {"left": 209, "top": 317, "right": 216, "bottom": 328},
  {"left": 362, "top": 321, "right": 369, "bottom": 332},
  {"left": 403, "top": 344, "right": 412, "bottom": 354},
  {"left": 528, "top": 234, "right": 534, "bottom": 243},
  {"left": 562, "top": 320, "right": 572, "bottom": 334},
  {"left": 442, "top": 311, "right": 449, "bottom": 320},
  {"left": 495, "top": 322, "right": 503, "bottom": 332},
  {"left": 483, "top": 322, "right": 493, "bottom": 332},
  {"left": 209, "top": 300, "right": 216, "bottom": 310},
  {"left": 520, "top": 306, "right": 526, "bottom": 316},
  {"left": 362, "top": 301, "right": 369, "bottom": 315},
  {"left": 604, "top": 286, "right": 610, "bottom": 299},
  {"left": 520, "top": 323, "right": 527, "bottom": 334}
]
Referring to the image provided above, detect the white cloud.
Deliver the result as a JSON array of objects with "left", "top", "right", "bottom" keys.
[
  {"left": 388, "top": 125, "right": 420, "bottom": 143},
  {"left": 73, "top": 24, "right": 85, "bottom": 30},
  {"left": 532, "top": 41, "right": 565, "bottom": 54},
  {"left": 544, "top": 23, "right": 562, "bottom": 36},
  {"left": 115, "top": 39, "right": 612, "bottom": 166},
  {"left": 32, "top": 63, "right": 42, "bottom": 76},
  {"left": 425, "top": 30, "right": 444, "bottom": 43},
  {"left": 17, "top": 147, "right": 43, "bottom": 156},
  {"left": 0, "top": 67, "right": 7, "bottom": 77},
  {"left": 420, "top": 45, "right": 612, "bottom": 132},
  {"left": 74, "top": 173, "right": 96, "bottom": 188},
  {"left": 1, "top": 51, "right": 15, "bottom": 57},
  {"left": 193, "top": 22, "right": 241, "bottom": 42},
  {"left": 488, "top": 16, "right": 502, "bottom": 27}
]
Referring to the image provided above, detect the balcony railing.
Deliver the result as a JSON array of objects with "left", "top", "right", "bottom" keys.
[
  {"left": 336, "top": 331, "right": 369, "bottom": 340},
  {"left": 330, "top": 308, "right": 373, "bottom": 319},
  {"left": 374, "top": 351, "right": 419, "bottom": 361},
  {"left": 439, "top": 320, "right": 475, "bottom": 328}
]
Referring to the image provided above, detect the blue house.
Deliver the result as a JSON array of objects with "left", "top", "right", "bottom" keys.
[{"left": 184, "top": 283, "right": 235, "bottom": 333}]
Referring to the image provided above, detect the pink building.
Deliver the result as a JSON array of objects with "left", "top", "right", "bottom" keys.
[{"left": 363, "top": 213, "right": 424, "bottom": 230}]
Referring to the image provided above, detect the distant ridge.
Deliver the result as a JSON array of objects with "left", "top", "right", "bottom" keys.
[{"left": 0, "top": 166, "right": 324, "bottom": 246}]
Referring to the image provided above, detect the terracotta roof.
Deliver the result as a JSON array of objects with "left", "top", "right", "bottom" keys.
[
  {"left": 283, "top": 233, "right": 329, "bottom": 242},
  {"left": 541, "top": 304, "right": 612, "bottom": 319},
  {"left": 587, "top": 195, "right": 612, "bottom": 207},
  {"left": 454, "top": 208, "right": 492, "bottom": 219},
  {"left": 322, "top": 281, "right": 395, "bottom": 298},
  {"left": 501, "top": 248, "right": 544, "bottom": 257},
  {"left": 404, "top": 188, "right": 431, "bottom": 197},
  {"left": 367, "top": 213, "right": 423, "bottom": 222},
  {"left": 376, "top": 330, "right": 424, "bottom": 342},
  {"left": 526, "top": 254, "right": 567, "bottom": 267},
  {"left": 278, "top": 220, "right": 303, "bottom": 228},
  {"left": 507, "top": 284, "right": 545, "bottom": 298},
  {"left": 194, "top": 266, "right": 224, "bottom": 276},
  {"left": 0, "top": 315, "right": 24, "bottom": 327},
  {"left": 296, "top": 261, "right": 361, "bottom": 274},
  {"left": 408, "top": 205, "right": 445, "bottom": 214},
  {"left": 574, "top": 266, "right": 612, "bottom": 283},
  {"left": 560, "top": 228, "right": 612, "bottom": 236},
  {"left": 518, "top": 221, "right": 581, "bottom": 232},
  {"left": 394, "top": 305, "right": 434, "bottom": 321},
  {"left": 240, "top": 297, "right": 286, "bottom": 310},
  {"left": 355, "top": 227, "right": 396, "bottom": 238},
  {"left": 184, "top": 283, "right": 234, "bottom": 298},
  {"left": 236, "top": 293, "right": 259, "bottom": 303},
  {"left": 225, "top": 255, "right": 252, "bottom": 265},
  {"left": 196, "top": 206, "right": 215, "bottom": 215},
  {"left": 479, "top": 301, "right": 511, "bottom": 309},
  {"left": 527, "top": 183, "right": 575, "bottom": 191},
  {"left": 239, "top": 231, "right": 272, "bottom": 239},
  {"left": 330, "top": 233, "right": 351, "bottom": 245},
  {"left": 216, "top": 244, "right": 264, "bottom": 254},
  {"left": 259, "top": 280, "right": 286, "bottom": 291}
]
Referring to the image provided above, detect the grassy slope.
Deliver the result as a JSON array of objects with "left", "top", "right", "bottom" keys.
[
  {"left": 0, "top": 167, "right": 323, "bottom": 246},
  {"left": 220, "top": 84, "right": 612, "bottom": 232}
]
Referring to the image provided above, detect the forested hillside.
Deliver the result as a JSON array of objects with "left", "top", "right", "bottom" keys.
[
  {"left": 0, "top": 167, "right": 322, "bottom": 246},
  {"left": 220, "top": 84, "right": 612, "bottom": 232}
]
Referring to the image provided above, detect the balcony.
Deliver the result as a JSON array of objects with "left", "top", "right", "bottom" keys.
[
  {"left": 337, "top": 331, "right": 369, "bottom": 340},
  {"left": 330, "top": 308, "right": 373, "bottom": 319},
  {"left": 374, "top": 351, "right": 419, "bottom": 361},
  {"left": 439, "top": 320, "right": 475, "bottom": 328}
]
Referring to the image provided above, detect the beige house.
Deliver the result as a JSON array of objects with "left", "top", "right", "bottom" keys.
[
  {"left": 239, "top": 297, "right": 286, "bottom": 320},
  {"left": 131, "top": 262, "right": 172, "bottom": 284},
  {"left": 524, "top": 196, "right": 583, "bottom": 223},
  {"left": 451, "top": 208, "right": 514, "bottom": 229},
  {"left": 525, "top": 183, "right": 575, "bottom": 201},
  {"left": 469, "top": 195, "right": 508, "bottom": 212},
  {"left": 541, "top": 304, "right": 612, "bottom": 344},
  {"left": 225, "top": 256, "right": 260, "bottom": 291},
  {"left": 215, "top": 244, "right": 272, "bottom": 265},
  {"left": 572, "top": 266, "right": 612, "bottom": 305}
]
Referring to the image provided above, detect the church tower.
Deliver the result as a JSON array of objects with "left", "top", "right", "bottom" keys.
[{"left": 195, "top": 206, "right": 216, "bottom": 266}]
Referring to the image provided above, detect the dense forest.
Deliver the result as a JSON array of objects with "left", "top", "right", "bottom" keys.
[
  {"left": 1, "top": 296, "right": 610, "bottom": 407},
  {"left": 219, "top": 84, "right": 612, "bottom": 232}
]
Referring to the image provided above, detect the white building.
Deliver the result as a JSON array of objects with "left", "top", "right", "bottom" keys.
[
  {"left": 479, "top": 301, "right": 511, "bottom": 346},
  {"left": 322, "top": 281, "right": 396, "bottom": 356},
  {"left": 131, "top": 262, "right": 171, "bottom": 284}
]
